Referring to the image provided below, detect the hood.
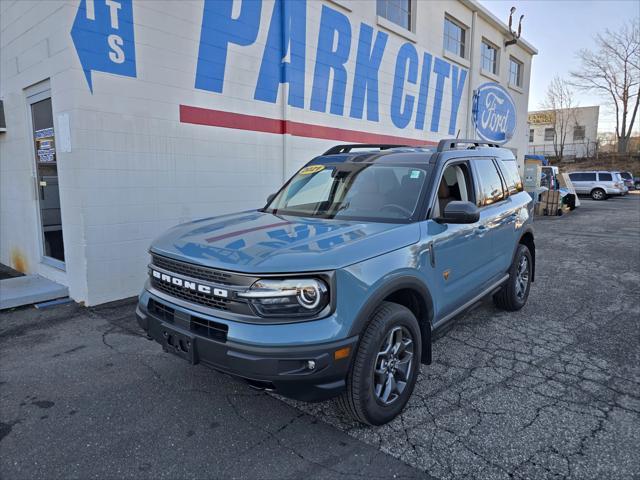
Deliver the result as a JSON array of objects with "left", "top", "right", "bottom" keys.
[{"left": 150, "top": 210, "right": 420, "bottom": 273}]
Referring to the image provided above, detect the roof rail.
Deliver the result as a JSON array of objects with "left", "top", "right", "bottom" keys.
[
  {"left": 323, "top": 144, "right": 409, "bottom": 155},
  {"left": 436, "top": 139, "right": 501, "bottom": 152}
]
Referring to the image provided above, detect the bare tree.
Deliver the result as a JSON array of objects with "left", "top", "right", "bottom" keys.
[
  {"left": 541, "top": 76, "right": 578, "bottom": 161},
  {"left": 570, "top": 20, "right": 640, "bottom": 153}
]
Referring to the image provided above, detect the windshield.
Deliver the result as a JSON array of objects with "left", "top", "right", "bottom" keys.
[{"left": 265, "top": 163, "right": 429, "bottom": 221}]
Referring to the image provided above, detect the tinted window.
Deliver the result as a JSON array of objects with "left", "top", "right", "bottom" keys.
[
  {"left": 584, "top": 173, "right": 596, "bottom": 181},
  {"left": 599, "top": 173, "right": 612, "bottom": 181},
  {"left": 569, "top": 173, "right": 578, "bottom": 181},
  {"left": 620, "top": 172, "right": 632, "bottom": 180},
  {"left": 474, "top": 160, "right": 505, "bottom": 206},
  {"left": 498, "top": 159, "right": 523, "bottom": 195}
]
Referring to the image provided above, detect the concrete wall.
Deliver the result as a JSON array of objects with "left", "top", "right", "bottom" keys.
[{"left": 0, "top": 0, "right": 535, "bottom": 305}]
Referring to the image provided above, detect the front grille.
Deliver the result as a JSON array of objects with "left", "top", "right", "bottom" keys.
[
  {"left": 151, "top": 277, "right": 232, "bottom": 310},
  {"left": 151, "top": 254, "right": 234, "bottom": 285},
  {"left": 191, "top": 315, "right": 228, "bottom": 342}
]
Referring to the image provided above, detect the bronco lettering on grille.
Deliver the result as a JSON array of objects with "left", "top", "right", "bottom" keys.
[{"left": 151, "top": 269, "right": 228, "bottom": 298}]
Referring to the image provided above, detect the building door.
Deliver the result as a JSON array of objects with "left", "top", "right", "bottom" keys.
[{"left": 30, "top": 95, "right": 65, "bottom": 265}]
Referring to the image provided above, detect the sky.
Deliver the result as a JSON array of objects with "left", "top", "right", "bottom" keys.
[{"left": 479, "top": 0, "right": 640, "bottom": 133}]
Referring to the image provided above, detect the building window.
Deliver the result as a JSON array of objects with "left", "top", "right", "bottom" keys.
[
  {"left": 544, "top": 128, "right": 555, "bottom": 142},
  {"left": 480, "top": 40, "right": 498, "bottom": 74},
  {"left": 377, "top": 0, "right": 412, "bottom": 31},
  {"left": 509, "top": 57, "right": 523, "bottom": 87},
  {"left": 444, "top": 17, "right": 466, "bottom": 58},
  {"left": 529, "top": 129, "right": 534, "bottom": 142},
  {"left": 573, "top": 125, "right": 586, "bottom": 141}
]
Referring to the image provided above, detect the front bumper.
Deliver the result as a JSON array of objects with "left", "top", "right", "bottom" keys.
[{"left": 136, "top": 293, "right": 357, "bottom": 402}]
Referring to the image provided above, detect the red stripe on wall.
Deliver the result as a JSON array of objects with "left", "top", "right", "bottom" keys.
[{"left": 179, "top": 105, "right": 436, "bottom": 147}]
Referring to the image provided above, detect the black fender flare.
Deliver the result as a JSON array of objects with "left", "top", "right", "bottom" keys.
[
  {"left": 514, "top": 226, "right": 536, "bottom": 282},
  {"left": 348, "top": 276, "right": 434, "bottom": 365}
]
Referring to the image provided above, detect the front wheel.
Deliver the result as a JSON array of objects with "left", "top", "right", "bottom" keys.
[
  {"left": 591, "top": 188, "right": 606, "bottom": 201},
  {"left": 338, "top": 302, "right": 421, "bottom": 425},
  {"left": 494, "top": 244, "right": 532, "bottom": 311}
]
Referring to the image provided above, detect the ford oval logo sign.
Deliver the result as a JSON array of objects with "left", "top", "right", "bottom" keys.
[{"left": 473, "top": 83, "right": 517, "bottom": 144}]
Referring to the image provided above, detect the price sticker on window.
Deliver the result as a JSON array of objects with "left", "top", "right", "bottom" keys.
[{"left": 299, "top": 165, "right": 325, "bottom": 175}]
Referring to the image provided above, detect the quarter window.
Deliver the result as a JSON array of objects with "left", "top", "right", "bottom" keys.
[
  {"left": 377, "top": 0, "right": 412, "bottom": 31},
  {"left": 444, "top": 17, "right": 466, "bottom": 58},
  {"left": 480, "top": 40, "right": 498, "bottom": 74},
  {"left": 509, "top": 57, "right": 523, "bottom": 87},
  {"left": 474, "top": 160, "right": 505, "bottom": 206},
  {"left": 544, "top": 128, "right": 555, "bottom": 141}
]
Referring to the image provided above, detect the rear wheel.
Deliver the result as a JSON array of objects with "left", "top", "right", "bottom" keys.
[
  {"left": 591, "top": 188, "right": 606, "bottom": 201},
  {"left": 338, "top": 302, "right": 421, "bottom": 425},
  {"left": 494, "top": 244, "right": 532, "bottom": 311}
]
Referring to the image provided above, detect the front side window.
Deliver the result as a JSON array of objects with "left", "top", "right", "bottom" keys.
[
  {"left": 377, "top": 0, "right": 412, "bottom": 31},
  {"left": 473, "top": 160, "right": 505, "bottom": 206},
  {"left": 498, "top": 159, "right": 523, "bottom": 195},
  {"left": 266, "top": 163, "right": 428, "bottom": 222},
  {"left": 480, "top": 40, "right": 498, "bottom": 74},
  {"left": 444, "top": 17, "right": 466, "bottom": 58},
  {"left": 509, "top": 57, "right": 523, "bottom": 87},
  {"left": 599, "top": 173, "right": 612, "bottom": 181},
  {"left": 544, "top": 128, "right": 555, "bottom": 141},
  {"left": 573, "top": 126, "right": 586, "bottom": 141}
]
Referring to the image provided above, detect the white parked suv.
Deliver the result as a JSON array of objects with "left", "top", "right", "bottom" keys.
[{"left": 568, "top": 171, "right": 626, "bottom": 200}]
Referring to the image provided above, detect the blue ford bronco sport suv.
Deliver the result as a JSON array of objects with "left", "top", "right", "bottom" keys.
[{"left": 137, "top": 139, "right": 535, "bottom": 425}]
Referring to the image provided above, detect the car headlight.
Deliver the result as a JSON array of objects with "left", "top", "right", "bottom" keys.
[{"left": 238, "top": 278, "right": 329, "bottom": 317}]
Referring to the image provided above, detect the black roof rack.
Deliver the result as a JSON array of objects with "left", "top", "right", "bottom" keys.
[
  {"left": 436, "top": 139, "right": 501, "bottom": 152},
  {"left": 323, "top": 144, "right": 409, "bottom": 155}
]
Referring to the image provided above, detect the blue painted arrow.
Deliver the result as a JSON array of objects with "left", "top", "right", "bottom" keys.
[{"left": 71, "top": 0, "right": 137, "bottom": 93}]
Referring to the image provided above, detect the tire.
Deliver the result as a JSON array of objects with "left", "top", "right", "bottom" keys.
[
  {"left": 493, "top": 244, "right": 532, "bottom": 311},
  {"left": 338, "top": 302, "right": 421, "bottom": 425},
  {"left": 565, "top": 194, "right": 576, "bottom": 211},
  {"left": 591, "top": 188, "right": 606, "bottom": 201}
]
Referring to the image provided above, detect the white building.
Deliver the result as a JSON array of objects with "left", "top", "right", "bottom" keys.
[
  {"left": 528, "top": 106, "right": 600, "bottom": 159},
  {"left": 0, "top": 0, "right": 536, "bottom": 305}
]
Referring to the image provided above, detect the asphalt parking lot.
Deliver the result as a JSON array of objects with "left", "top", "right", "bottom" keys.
[{"left": 1, "top": 194, "right": 639, "bottom": 480}]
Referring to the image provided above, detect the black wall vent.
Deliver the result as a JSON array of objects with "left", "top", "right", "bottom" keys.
[{"left": 0, "top": 100, "right": 6, "bottom": 132}]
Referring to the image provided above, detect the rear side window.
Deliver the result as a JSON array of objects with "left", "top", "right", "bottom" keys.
[
  {"left": 572, "top": 172, "right": 596, "bottom": 181},
  {"left": 599, "top": 173, "right": 612, "bottom": 181},
  {"left": 498, "top": 159, "right": 523, "bottom": 195},
  {"left": 473, "top": 160, "right": 505, "bottom": 206}
]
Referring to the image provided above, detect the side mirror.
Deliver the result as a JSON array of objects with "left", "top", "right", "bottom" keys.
[
  {"left": 266, "top": 193, "right": 276, "bottom": 204},
  {"left": 437, "top": 201, "right": 480, "bottom": 224}
]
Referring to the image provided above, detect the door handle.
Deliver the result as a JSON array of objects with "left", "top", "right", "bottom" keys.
[{"left": 475, "top": 225, "right": 488, "bottom": 236}]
